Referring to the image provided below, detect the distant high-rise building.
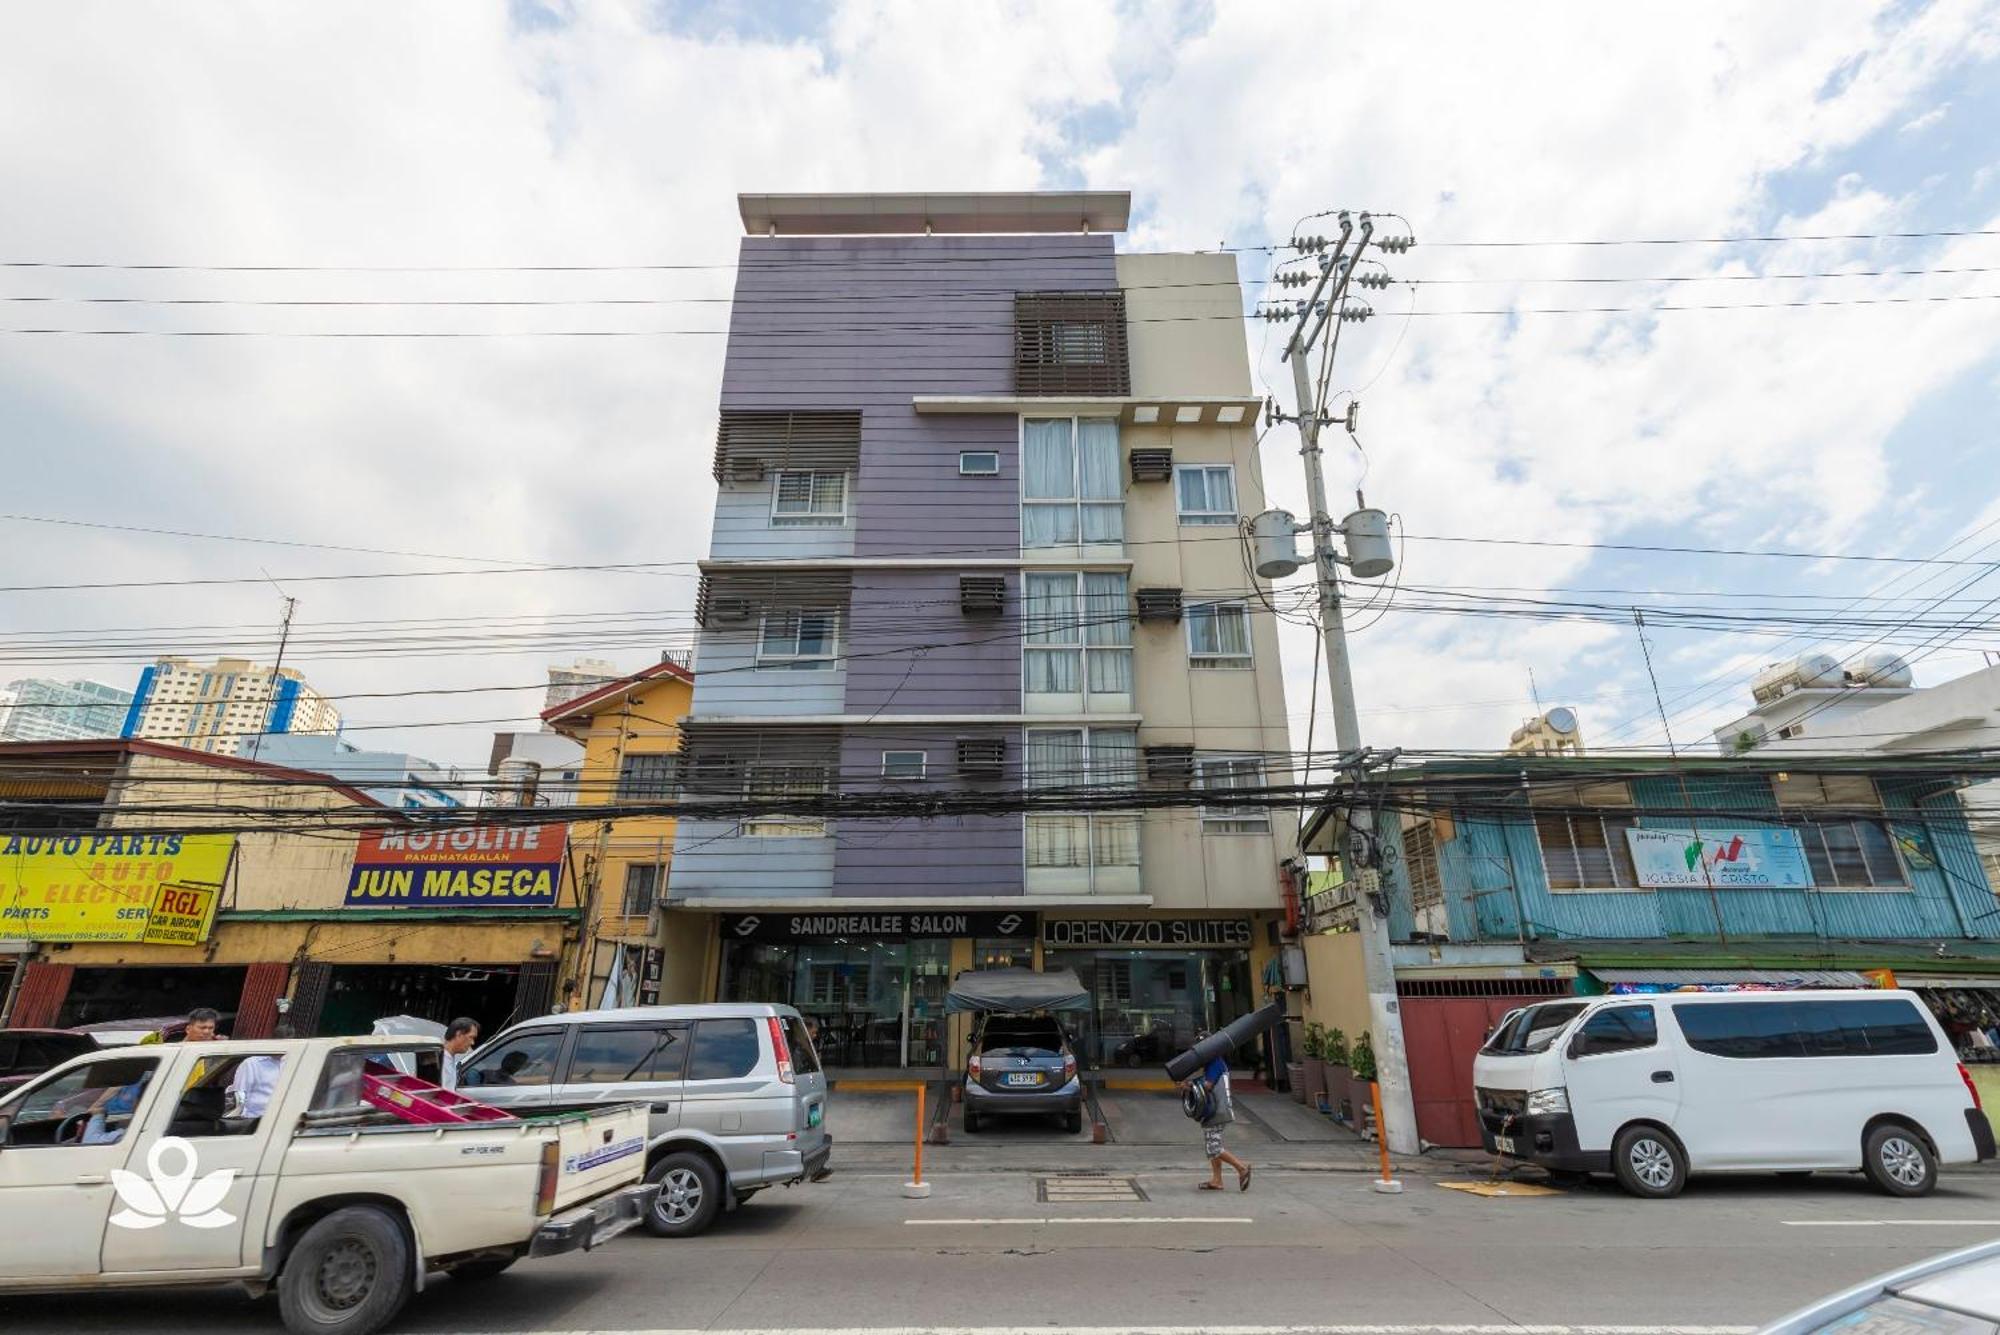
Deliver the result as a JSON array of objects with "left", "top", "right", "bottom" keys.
[
  {"left": 0, "top": 677, "right": 136, "bottom": 742},
  {"left": 543, "top": 659, "right": 621, "bottom": 722},
  {"left": 122, "top": 656, "right": 339, "bottom": 757}
]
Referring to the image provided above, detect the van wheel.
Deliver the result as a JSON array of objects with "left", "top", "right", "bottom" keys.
[
  {"left": 645, "top": 1151, "right": 724, "bottom": 1237},
  {"left": 1612, "top": 1126, "right": 1687, "bottom": 1199},
  {"left": 1864, "top": 1124, "right": 1937, "bottom": 1197},
  {"left": 277, "top": 1205, "right": 413, "bottom": 1335}
]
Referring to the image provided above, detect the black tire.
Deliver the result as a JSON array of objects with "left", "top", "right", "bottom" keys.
[
  {"left": 444, "top": 1256, "right": 516, "bottom": 1283},
  {"left": 1776, "top": 1171, "right": 1813, "bottom": 1183},
  {"left": 644, "top": 1150, "right": 724, "bottom": 1237},
  {"left": 1064, "top": 1109, "right": 1083, "bottom": 1134},
  {"left": 277, "top": 1205, "right": 413, "bottom": 1335},
  {"left": 1863, "top": 1123, "right": 1937, "bottom": 1197},
  {"left": 1611, "top": 1125, "right": 1687, "bottom": 1199},
  {"left": 963, "top": 1109, "right": 981, "bottom": 1133}
]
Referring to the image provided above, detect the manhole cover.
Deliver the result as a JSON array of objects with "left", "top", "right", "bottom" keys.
[{"left": 1037, "top": 1175, "right": 1147, "bottom": 1203}]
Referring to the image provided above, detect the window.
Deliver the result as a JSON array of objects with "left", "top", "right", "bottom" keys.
[
  {"left": 1535, "top": 810, "right": 1641, "bottom": 890},
  {"left": 783, "top": 1015, "right": 823, "bottom": 1074},
  {"left": 744, "top": 763, "right": 828, "bottom": 837},
  {"left": 1014, "top": 291, "right": 1129, "bottom": 395},
  {"left": 686, "top": 1017, "right": 762, "bottom": 1080},
  {"left": 1403, "top": 819, "right": 1446, "bottom": 920},
  {"left": 1175, "top": 465, "right": 1238, "bottom": 526},
  {"left": 621, "top": 863, "right": 661, "bottom": 917},
  {"left": 758, "top": 610, "right": 839, "bottom": 669},
  {"left": 1185, "top": 600, "right": 1253, "bottom": 667},
  {"left": 1, "top": 1056, "right": 160, "bottom": 1148},
  {"left": 458, "top": 1029, "right": 566, "bottom": 1088},
  {"left": 1676, "top": 999, "right": 1938, "bottom": 1059},
  {"left": 881, "top": 750, "right": 927, "bottom": 781},
  {"left": 616, "top": 752, "right": 679, "bottom": 801},
  {"left": 959, "top": 450, "right": 1000, "bottom": 476},
  {"left": 770, "top": 470, "right": 847, "bottom": 525},
  {"left": 1198, "top": 756, "right": 1271, "bottom": 833},
  {"left": 172, "top": 1053, "right": 283, "bottom": 1134},
  {"left": 565, "top": 1025, "right": 685, "bottom": 1084},
  {"left": 1570, "top": 1006, "right": 1657, "bottom": 1057},
  {"left": 1478, "top": 1002, "right": 1586, "bottom": 1055},
  {"left": 1797, "top": 819, "right": 1906, "bottom": 889},
  {"left": 1022, "top": 417, "right": 1123, "bottom": 549},
  {"left": 1024, "top": 571, "right": 1132, "bottom": 701},
  {"left": 1053, "top": 321, "right": 1109, "bottom": 364},
  {"left": 1025, "top": 727, "right": 1140, "bottom": 888}
]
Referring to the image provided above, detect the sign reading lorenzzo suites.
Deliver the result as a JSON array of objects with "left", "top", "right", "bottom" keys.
[
  {"left": 1041, "top": 917, "right": 1254, "bottom": 948},
  {"left": 345, "top": 824, "right": 568, "bottom": 907},
  {"left": 723, "top": 910, "right": 1036, "bottom": 943}
]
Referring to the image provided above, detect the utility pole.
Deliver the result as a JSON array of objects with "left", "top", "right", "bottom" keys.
[
  {"left": 248, "top": 594, "right": 298, "bottom": 762},
  {"left": 1261, "top": 211, "right": 1421, "bottom": 1155}
]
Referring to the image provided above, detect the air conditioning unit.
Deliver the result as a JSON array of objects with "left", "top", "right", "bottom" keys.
[
  {"left": 1129, "top": 448, "right": 1174, "bottom": 482},
  {"left": 1135, "top": 587, "right": 1184, "bottom": 623},
  {"left": 956, "top": 737, "right": 1006, "bottom": 780},
  {"left": 959, "top": 575, "right": 1007, "bottom": 616},
  {"left": 1143, "top": 744, "right": 1195, "bottom": 784}
]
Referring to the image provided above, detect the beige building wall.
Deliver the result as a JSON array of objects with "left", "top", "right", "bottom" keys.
[{"left": 1116, "top": 252, "right": 1254, "bottom": 397}]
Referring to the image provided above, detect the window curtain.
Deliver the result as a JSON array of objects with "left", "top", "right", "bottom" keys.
[
  {"left": 1078, "top": 419, "right": 1123, "bottom": 543},
  {"left": 1025, "top": 573, "right": 1079, "bottom": 644},
  {"left": 1028, "top": 815, "right": 1089, "bottom": 867},
  {"left": 1090, "top": 728, "right": 1139, "bottom": 789},
  {"left": 1189, "top": 603, "right": 1251, "bottom": 657},
  {"left": 1023, "top": 420, "right": 1075, "bottom": 499},
  {"left": 1176, "top": 468, "right": 1211, "bottom": 514},
  {"left": 1026, "top": 648, "right": 1081, "bottom": 693},
  {"left": 1026, "top": 729, "right": 1085, "bottom": 789},
  {"left": 1092, "top": 815, "right": 1141, "bottom": 867},
  {"left": 1082, "top": 572, "right": 1132, "bottom": 693}
]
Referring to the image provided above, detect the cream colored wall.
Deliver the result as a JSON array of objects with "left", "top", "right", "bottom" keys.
[
  {"left": 1300, "top": 930, "right": 1371, "bottom": 1042},
  {"left": 1116, "top": 252, "right": 1252, "bottom": 397}
]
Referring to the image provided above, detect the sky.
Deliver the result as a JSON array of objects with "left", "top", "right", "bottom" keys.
[{"left": 1, "top": 0, "right": 1998, "bottom": 775}]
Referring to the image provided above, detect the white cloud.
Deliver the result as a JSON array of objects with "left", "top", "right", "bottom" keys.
[{"left": 1901, "top": 103, "right": 1951, "bottom": 131}]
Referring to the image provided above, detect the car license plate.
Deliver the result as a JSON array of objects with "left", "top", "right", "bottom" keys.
[
  {"left": 1494, "top": 1135, "right": 1517, "bottom": 1155},
  {"left": 1005, "top": 1073, "right": 1042, "bottom": 1087},
  {"left": 807, "top": 1103, "right": 823, "bottom": 1128}
]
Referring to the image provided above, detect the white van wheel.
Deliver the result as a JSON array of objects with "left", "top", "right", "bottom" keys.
[
  {"left": 1863, "top": 1124, "right": 1937, "bottom": 1197},
  {"left": 1612, "top": 1126, "right": 1686, "bottom": 1199}
]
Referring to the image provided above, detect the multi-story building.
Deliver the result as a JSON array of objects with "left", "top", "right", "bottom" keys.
[
  {"left": 247, "top": 733, "right": 465, "bottom": 810},
  {"left": 668, "top": 191, "right": 1296, "bottom": 1070},
  {"left": 0, "top": 677, "right": 134, "bottom": 742},
  {"left": 542, "top": 658, "right": 622, "bottom": 721},
  {"left": 121, "top": 656, "right": 339, "bottom": 757}
]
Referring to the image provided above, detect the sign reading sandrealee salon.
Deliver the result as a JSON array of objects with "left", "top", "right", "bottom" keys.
[
  {"left": 1624, "top": 827, "right": 1813, "bottom": 889},
  {"left": 345, "top": 824, "right": 568, "bottom": 907}
]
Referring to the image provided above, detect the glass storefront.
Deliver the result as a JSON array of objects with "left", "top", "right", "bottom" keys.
[
  {"left": 1046, "top": 949, "right": 1254, "bottom": 1070},
  {"left": 721, "top": 939, "right": 953, "bottom": 1068}
]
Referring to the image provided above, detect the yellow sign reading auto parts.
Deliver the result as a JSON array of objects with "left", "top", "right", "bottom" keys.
[{"left": 0, "top": 832, "right": 234, "bottom": 943}]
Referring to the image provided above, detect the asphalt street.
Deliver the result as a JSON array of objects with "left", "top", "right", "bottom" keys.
[{"left": 8, "top": 1163, "right": 2000, "bottom": 1334}]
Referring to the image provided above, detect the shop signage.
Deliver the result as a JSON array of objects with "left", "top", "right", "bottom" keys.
[
  {"left": 722, "top": 910, "right": 1037, "bottom": 943},
  {"left": 0, "top": 832, "right": 233, "bottom": 944},
  {"left": 1625, "top": 826, "right": 1813, "bottom": 889},
  {"left": 345, "top": 823, "right": 568, "bottom": 908},
  {"left": 1041, "top": 917, "right": 1254, "bottom": 948}
]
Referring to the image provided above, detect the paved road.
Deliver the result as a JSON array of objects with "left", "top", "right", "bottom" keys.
[{"left": 8, "top": 1166, "right": 2000, "bottom": 1333}]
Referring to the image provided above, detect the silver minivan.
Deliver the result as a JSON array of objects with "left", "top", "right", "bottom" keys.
[{"left": 459, "top": 1002, "right": 830, "bottom": 1236}]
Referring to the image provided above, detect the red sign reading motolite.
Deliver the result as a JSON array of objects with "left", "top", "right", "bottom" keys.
[{"left": 345, "top": 824, "right": 568, "bottom": 907}]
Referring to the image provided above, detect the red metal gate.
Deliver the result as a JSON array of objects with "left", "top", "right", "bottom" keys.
[{"left": 1400, "top": 987, "right": 1568, "bottom": 1148}]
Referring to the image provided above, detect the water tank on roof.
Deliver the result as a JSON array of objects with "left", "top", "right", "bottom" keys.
[
  {"left": 1850, "top": 650, "right": 1914, "bottom": 688},
  {"left": 1752, "top": 652, "right": 1844, "bottom": 703}
]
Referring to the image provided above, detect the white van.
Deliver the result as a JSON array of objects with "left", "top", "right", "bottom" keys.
[{"left": 1471, "top": 989, "right": 1995, "bottom": 1198}]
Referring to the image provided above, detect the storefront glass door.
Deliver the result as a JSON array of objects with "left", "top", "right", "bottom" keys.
[
  {"left": 720, "top": 939, "right": 949, "bottom": 1068},
  {"left": 1045, "top": 949, "right": 1253, "bottom": 1070}
]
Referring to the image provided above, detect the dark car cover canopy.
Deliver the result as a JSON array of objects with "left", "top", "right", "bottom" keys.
[{"left": 944, "top": 967, "right": 1091, "bottom": 1015}]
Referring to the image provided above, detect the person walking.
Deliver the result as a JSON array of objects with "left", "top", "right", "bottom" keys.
[
  {"left": 1185, "top": 1044, "right": 1251, "bottom": 1192},
  {"left": 440, "top": 1016, "right": 480, "bottom": 1090}
]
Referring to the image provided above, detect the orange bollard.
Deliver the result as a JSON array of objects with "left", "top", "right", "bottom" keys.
[
  {"left": 903, "top": 1083, "right": 931, "bottom": 1198},
  {"left": 1369, "top": 1081, "right": 1403, "bottom": 1194}
]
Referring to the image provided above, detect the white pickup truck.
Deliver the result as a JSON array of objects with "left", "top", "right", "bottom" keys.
[{"left": 0, "top": 1036, "right": 656, "bottom": 1335}]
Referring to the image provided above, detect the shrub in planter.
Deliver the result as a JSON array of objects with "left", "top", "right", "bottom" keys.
[
  {"left": 1301, "top": 1023, "right": 1329, "bottom": 1111},
  {"left": 1349, "top": 1032, "right": 1379, "bottom": 1134},
  {"left": 1322, "top": 1028, "right": 1351, "bottom": 1122}
]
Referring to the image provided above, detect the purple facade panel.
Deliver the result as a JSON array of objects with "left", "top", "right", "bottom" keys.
[
  {"left": 832, "top": 726, "right": 1022, "bottom": 898},
  {"left": 843, "top": 568, "right": 1021, "bottom": 716}
]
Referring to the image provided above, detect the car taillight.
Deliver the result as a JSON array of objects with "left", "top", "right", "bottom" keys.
[
  {"left": 1961, "top": 1063, "right": 1983, "bottom": 1111},
  {"left": 768, "top": 1016, "right": 795, "bottom": 1084},
  {"left": 968, "top": 1053, "right": 983, "bottom": 1079},
  {"left": 535, "top": 1140, "right": 560, "bottom": 1216}
]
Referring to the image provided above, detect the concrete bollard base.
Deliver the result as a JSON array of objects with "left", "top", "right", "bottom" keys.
[
  {"left": 902, "top": 1180, "right": 932, "bottom": 1198},
  {"left": 1371, "top": 1179, "right": 1405, "bottom": 1194}
]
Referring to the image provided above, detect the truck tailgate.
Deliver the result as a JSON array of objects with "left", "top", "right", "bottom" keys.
[{"left": 550, "top": 1103, "right": 650, "bottom": 1212}]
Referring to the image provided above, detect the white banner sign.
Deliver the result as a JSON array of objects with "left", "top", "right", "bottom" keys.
[{"left": 1625, "top": 827, "right": 1814, "bottom": 889}]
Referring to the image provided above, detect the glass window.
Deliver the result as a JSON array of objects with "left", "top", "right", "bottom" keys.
[
  {"left": 771, "top": 470, "right": 847, "bottom": 525},
  {"left": 1571, "top": 1006, "right": 1657, "bottom": 1057},
  {"left": 687, "top": 1018, "right": 762, "bottom": 1080},
  {"left": 621, "top": 863, "right": 661, "bottom": 917},
  {"left": 782, "top": 1015, "right": 823, "bottom": 1074},
  {"left": 1053, "top": 321, "right": 1108, "bottom": 364},
  {"left": 881, "top": 750, "right": 927, "bottom": 780},
  {"left": 1022, "top": 417, "right": 1123, "bottom": 549},
  {"left": 1797, "top": 999, "right": 1938, "bottom": 1056},
  {"left": 173, "top": 1053, "right": 284, "bottom": 1133},
  {"left": 1800, "top": 819, "right": 1907, "bottom": 889},
  {"left": 1185, "top": 601, "right": 1253, "bottom": 667},
  {"left": 1025, "top": 571, "right": 1131, "bottom": 699},
  {"left": 959, "top": 451, "right": 1000, "bottom": 476},
  {"left": 744, "top": 763, "right": 829, "bottom": 837},
  {"left": 1674, "top": 1002, "right": 1809, "bottom": 1059},
  {"left": 1536, "top": 810, "right": 1641, "bottom": 890},
  {"left": 566, "top": 1026, "right": 685, "bottom": 1084},
  {"left": 1480, "top": 1002, "right": 1587, "bottom": 1055},
  {"left": 758, "top": 610, "right": 840, "bottom": 669},
  {"left": 617, "top": 752, "right": 679, "bottom": 800},
  {"left": 1, "top": 1056, "right": 161, "bottom": 1148},
  {"left": 1198, "top": 756, "right": 1271, "bottom": 833},
  {"left": 458, "top": 1029, "right": 567, "bottom": 1088},
  {"left": 1175, "top": 465, "right": 1238, "bottom": 526},
  {"left": 1025, "top": 727, "right": 1140, "bottom": 883}
]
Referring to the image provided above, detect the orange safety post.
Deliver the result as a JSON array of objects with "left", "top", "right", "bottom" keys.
[
  {"left": 903, "top": 1083, "right": 932, "bottom": 1198},
  {"left": 1369, "top": 1080, "right": 1404, "bottom": 1194}
]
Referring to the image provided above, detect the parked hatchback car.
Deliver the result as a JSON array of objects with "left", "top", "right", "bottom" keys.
[
  {"left": 963, "top": 1012, "right": 1083, "bottom": 1133},
  {"left": 459, "top": 1002, "right": 829, "bottom": 1237},
  {"left": 0, "top": 1028, "right": 99, "bottom": 1095}
]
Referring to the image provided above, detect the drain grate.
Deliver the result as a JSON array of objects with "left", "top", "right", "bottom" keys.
[{"left": 1037, "top": 1174, "right": 1148, "bottom": 1203}]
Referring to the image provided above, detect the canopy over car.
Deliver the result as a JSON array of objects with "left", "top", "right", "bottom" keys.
[{"left": 945, "top": 967, "right": 1091, "bottom": 1015}]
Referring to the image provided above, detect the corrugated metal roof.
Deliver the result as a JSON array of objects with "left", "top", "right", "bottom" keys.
[{"left": 1590, "top": 967, "right": 1869, "bottom": 987}]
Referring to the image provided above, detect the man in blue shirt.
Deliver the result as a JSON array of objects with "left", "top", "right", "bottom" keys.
[{"left": 1186, "top": 1044, "right": 1251, "bottom": 1192}]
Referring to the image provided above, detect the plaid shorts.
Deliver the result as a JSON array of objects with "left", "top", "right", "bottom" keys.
[{"left": 1203, "top": 1125, "right": 1225, "bottom": 1158}]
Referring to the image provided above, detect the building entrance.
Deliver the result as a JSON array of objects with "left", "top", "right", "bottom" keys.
[
  {"left": 721, "top": 938, "right": 950, "bottom": 1067},
  {"left": 1045, "top": 948, "right": 1254, "bottom": 1071}
]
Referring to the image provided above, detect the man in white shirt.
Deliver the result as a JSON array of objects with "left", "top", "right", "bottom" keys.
[
  {"left": 229, "top": 1020, "right": 293, "bottom": 1120},
  {"left": 441, "top": 1016, "right": 481, "bottom": 1090}
]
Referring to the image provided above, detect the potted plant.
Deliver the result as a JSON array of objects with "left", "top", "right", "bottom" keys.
[
  {"left": 1301, "top": 1023, "right": 1328, "bottom": 1112},
  {"left": 1350, "top": 1031, "right": 1378, "bottom": 1137},
  {"left": 1322, "top": 1027, "right": 1350, "bottom": 1120}
]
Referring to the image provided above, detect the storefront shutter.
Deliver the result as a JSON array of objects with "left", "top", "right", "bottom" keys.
[
  {"left": 288, "top": 961, "right": 333, "bottom": 1037},
  {"left": 6, "top": 962, "right": 73, "bottom": 1028},
  {"left": 514, "top": 960, "right": 557, "bottom": 1026},
  {"left": 234, "top": 962, "right": 290, "bottom": 1039}
]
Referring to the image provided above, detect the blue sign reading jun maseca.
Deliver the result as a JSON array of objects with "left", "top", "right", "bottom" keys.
[{"left": 344, "top": 824, "right": 568, "bottom": 907}]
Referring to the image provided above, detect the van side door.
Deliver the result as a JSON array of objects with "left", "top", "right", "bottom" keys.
[
  {"left": 453, "top": 1025, "right": 569, "bottom": 1116},
  {"left": 554, "top": 1023, "right": 687, "bottom": 1143},
  {"left": 1562, "top": 1004, "right": 1677, "bottom": 1156}
]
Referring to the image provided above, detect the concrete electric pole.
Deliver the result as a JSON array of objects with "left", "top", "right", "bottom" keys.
[{"left": 1257, "top": 211, "right": 1422, "bottom": 1155}]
